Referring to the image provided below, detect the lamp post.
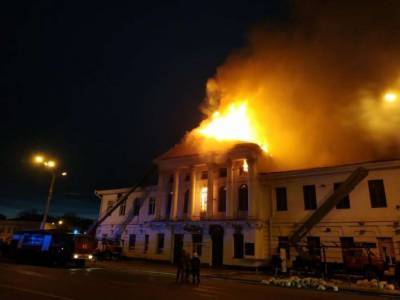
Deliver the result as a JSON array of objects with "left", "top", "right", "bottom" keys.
[{"left": 33, "top": 155, "right": 67, "bottom": 230}]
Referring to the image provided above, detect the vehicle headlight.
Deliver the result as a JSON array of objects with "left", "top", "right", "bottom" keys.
[
  {"left": 73, "top": 254, "right": 79, "bottom": 259},
  {"left": 88, "top": 254, "right": 93, "bottom": 260}
]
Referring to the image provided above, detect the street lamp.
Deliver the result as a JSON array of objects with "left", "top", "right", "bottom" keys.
[
  {"left": 32, "top": 154, "right": 67, "bottom": 230},
  {"left": 383, "top": 92, "right": 397, "bottom": 103}
]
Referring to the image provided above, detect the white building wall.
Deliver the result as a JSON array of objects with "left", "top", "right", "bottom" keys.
[{"left": 95, "top": 149, "right": 400, "bottom": 267}]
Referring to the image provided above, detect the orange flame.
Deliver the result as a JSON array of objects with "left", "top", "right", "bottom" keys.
[{"left": 194, "top": 101, "right": 269, "bottom": 152}]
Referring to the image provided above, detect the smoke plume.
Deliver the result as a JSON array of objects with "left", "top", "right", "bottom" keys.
[{"left": 182, "top": 0, "right": 400, "bottom": 171}]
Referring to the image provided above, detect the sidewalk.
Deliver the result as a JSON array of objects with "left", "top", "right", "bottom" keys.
[{"left": 94, "top": 259, "right": 400, "bottom": 297}]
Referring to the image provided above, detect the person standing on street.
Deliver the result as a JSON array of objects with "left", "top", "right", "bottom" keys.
[
  {"left": 176, "top": 250, "right": 186, "bottom": 283},
  {"left": 191, "top": 252, "right": 201, "bottom": 284},
  {"left": 184, "top": 251, "right": 191, "bottom": 282}
]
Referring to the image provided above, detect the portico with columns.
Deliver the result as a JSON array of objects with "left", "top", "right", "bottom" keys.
[{"left": 150, "top": 143, "right": 268, "bottom": 266}]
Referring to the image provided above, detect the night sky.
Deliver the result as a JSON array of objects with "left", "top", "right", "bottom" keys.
[{"left": 0, "top": 1, "right": 290, "bottom": 219}]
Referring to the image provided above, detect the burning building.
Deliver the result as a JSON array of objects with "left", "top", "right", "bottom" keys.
[
  {"left": 95, "top": 140, "right": 400, "bottom": 268},
  {"left": 95, "top": 1, "right": 400, "bottom": 269}
]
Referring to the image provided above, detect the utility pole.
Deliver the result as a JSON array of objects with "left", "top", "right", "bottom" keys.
[{"left": 40, "top": 170, "right": 56, "bottom": 230}]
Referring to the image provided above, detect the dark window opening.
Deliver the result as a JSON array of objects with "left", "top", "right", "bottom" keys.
[
  {"left": 303, "top": 185, "right": 317, "bottom": 210},
  {"left": 368, "top": 179, "right": 387, "bottom": 208},
  {"left": 144, "top": 234, "right": 149, "bottom": 253},
  {"left": 119, "top": 199, "right": 126, "bottom": 216},
  {"left": 192, "top": 234, "right": 203, "bottom": 256},
  {"left": 133, "top": 198, "right": 141, "bottom": 216},
  {"left": 128, "top": 234, "right": 136, "bottom": 250},
  {"left": 157, "top": 233, "right": 164, "bottom": 254},
  {"left": 307, "top": 236, "right": 321, "bottom": 256},
  {"left": 184, "top": 173, "right": 191, "bottom": 182},
  {"left": 166, "top": 193, "right": 172, "bottom": 217},
  {"left": 148, "top": 197, "right": 156, "bottom": 215},
  {"left": 245, "top": 243, "right": 255, "bottom": 256},
  {"left": 278, "top": 236, "right": 290, "bottom": 259},
  {"left": 238, "top": 184, "right": 248, "bottom": 211},
  {"left": 218, "top": 186, "right": 227, "bottom": 212},
  {"left": 334, "top": 182, "right": 350, "bottom": 209},
  {"left": 219, "top": 168, "right": 227, "bottom": 178},
  {"left": 234, "top": 233, "right": 244, "bottom": 258},
  {"left": 183, "top": 190, "right": 190, "bottom": 214},
  {"left": 201, "top": 171, "right": 208, "bottom": 180},
  {"left": 276, "top": 187, "right": 288, "bottom": 211}
]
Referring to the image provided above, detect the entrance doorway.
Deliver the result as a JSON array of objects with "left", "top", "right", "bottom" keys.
[
  {"left": 210, "top": 225, "right": 224, "bottom": 266},
  {"left": 173, "top": 234, "right": 183, "bottom": 264}
]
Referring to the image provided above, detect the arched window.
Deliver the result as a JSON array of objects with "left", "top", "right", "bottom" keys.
[
  {"left": 218, "top": 186, "right": 226, "bottom": 212},
  {"left": 238, "top": 184, "right": 248, "bottom": 211},
  {"left": 183, "top": 189, "right": 190, "bottom": 214}
]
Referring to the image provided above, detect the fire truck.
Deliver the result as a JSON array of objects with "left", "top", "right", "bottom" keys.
[{"left": 10, "top": 229, "right": 96, "bottom": 267}]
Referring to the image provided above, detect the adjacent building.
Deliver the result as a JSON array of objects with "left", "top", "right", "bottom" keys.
[{"left": 95, "top": 143, "right": 400, "bottom": 267}]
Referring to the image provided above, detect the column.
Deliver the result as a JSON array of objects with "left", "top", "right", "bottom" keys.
[
  {"left": 189, "top": 167, "right": 196, "bottom": 220},
  {"left": 171, "top": 170, "right": 180, "bottom": 220},
  {"left": 155, "top": 171, "right": 166, "bottom": 220},
  {"left": 206, "top": 164, "right": 215, "bottom": 219},
  {"left": 247, "top": 158, "right": 257, "bottom": 219},
  {"left": 226, "top": 160, "right": 234, "bottom": 219}
]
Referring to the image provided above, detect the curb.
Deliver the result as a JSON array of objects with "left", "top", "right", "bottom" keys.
[{"left": 208, "top": 274, "right": 400, "bottom": 297}]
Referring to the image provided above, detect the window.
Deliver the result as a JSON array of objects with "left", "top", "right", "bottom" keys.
[
  {"left": 303, "top": 185, "right": 317, "bottom": 210},
  {"left": 201, "top": 171, "right": 208, "bottom": 180},
  {"left": 334, "top": 182, "right": 350, "bottom": 209},
  {"left": 148, "top": 197, "right": 156, "bottom": 215},
  {"left": 340, "top": 237, "right": 354, "bottom": 249},
  {"left": 239, "top": 160, "right": 248, "bottom": 175},
  {"left": 183, "top": 190, "right": 190, "bottom": 214},
  {"left": 368, "top": 179, "right": 387, "bottom": 208},
  {"left": 245, "top": 243, "right": 255, "bottom": 256},
  {"left": 128, "top": 234, "right": 136, "bottom": 250},
  {"left": 157, "top": 233, "right": 164, "bottom": 254},
  {"left": 219, "top": 168, "right": 227, "bottom": 178},
  {"left": 276, "top": 187, "right": 288, "bottom": 211},
  {"left": 200, "top": 187, "right": 207, "bottom": 213},
  {"left": 106, "top": 201, "right": 113, "bottom": 212},
  {"left": 278, "top": 236, "right": 290, "bottom": 259},
  {"left": 184, "top": 173, "right": 190, "bottom": 181},
  {"left": 119, "top": 199, "right": 126, "bottom": 216},
  {"left": 144, "top": 234, "right": 149, "bottom": 253},
  {"left": 307, "top": 236, "right": 321, "bottom": 256},
  {"left": 192, "top": 234, "right": 203, "bottom": 256},
  {"left": 234, "top": 233, "right": 244, "bottom": 258},
  {"left": 166, "top": 192, "right": 173, "bottom": 217},
  {"left": 238, "top": 184, "right": 248, "bottom": 211},
  {"left": 218, "top": 186, "right": 226, "bottom": 212},
  {"left": 133, "top": 198, "right": 141, "bottom": 216}
]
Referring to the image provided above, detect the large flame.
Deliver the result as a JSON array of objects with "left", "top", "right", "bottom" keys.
[{"left": 194, "top": 101, "right": 269, "bottom": 152}]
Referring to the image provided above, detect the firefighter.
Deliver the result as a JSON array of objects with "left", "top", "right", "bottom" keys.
[{"left": 191, "top": 252, "right": 201, "bottom": 284}]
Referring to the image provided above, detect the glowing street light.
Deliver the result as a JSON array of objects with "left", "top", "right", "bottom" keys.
[
  {"left": 44, "top": 160, "right": 56, "bottom": 168},
  {"left": 34, "top": 155, "right": 45, "bottom": 164},
  {"left": 31, "top": 153, "right": 68, "bottom": 230},
  {"left": 384, "top": 92, "right": 397, "bottom": 103}
]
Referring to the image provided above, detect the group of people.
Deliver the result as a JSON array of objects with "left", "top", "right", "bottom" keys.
[{"left": 176, "top": 250, "right": 201, "bottom": 284}]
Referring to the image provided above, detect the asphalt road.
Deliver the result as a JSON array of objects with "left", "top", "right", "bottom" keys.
[{"left": 0, "top": 262, "right": 391, "bottom": 300}]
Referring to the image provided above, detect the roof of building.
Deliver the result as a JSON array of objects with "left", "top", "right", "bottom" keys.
[{"left": 261, "top": 158, "right": 400, "bottom": 180}]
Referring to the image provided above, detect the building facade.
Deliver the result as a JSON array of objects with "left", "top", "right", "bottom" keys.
[
  {"left": 95, "top": 143, "right": 400, "bottom": 267},
  {"left": 0, "top": 220, "right": 55, "bottom": 242}
]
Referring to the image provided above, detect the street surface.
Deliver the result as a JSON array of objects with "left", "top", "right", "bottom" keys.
[{"left": 0, "top": 261, "right": 392, "bottom": 300}]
